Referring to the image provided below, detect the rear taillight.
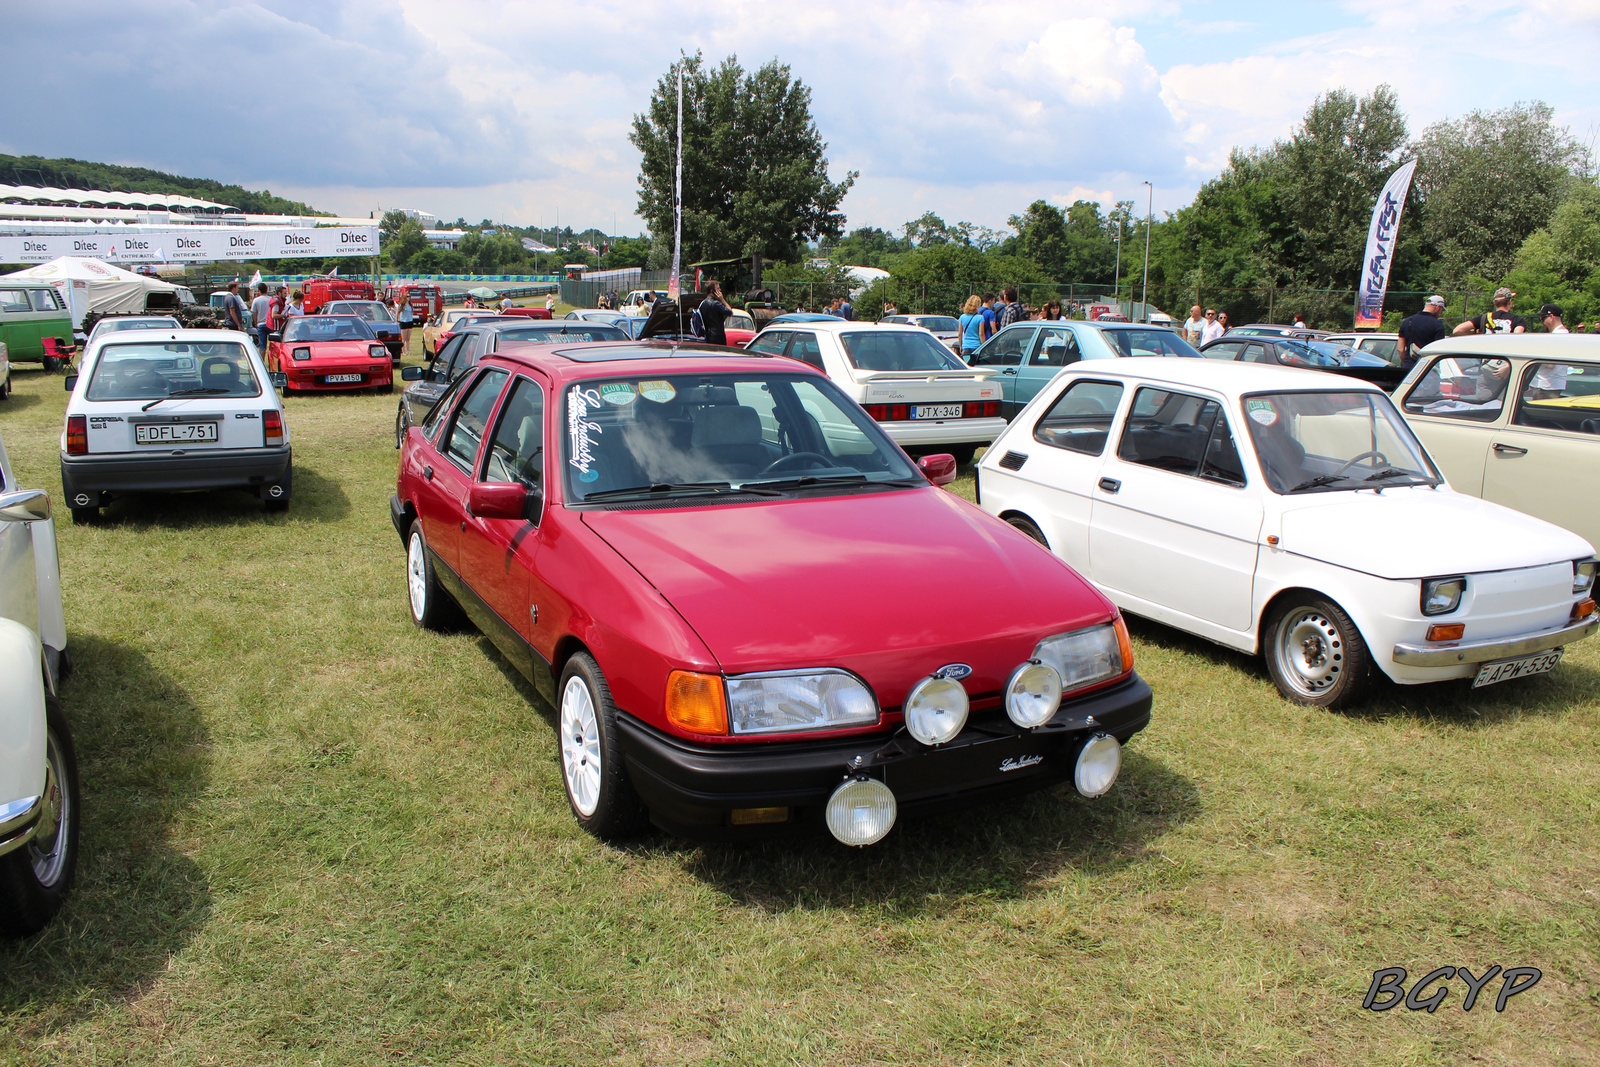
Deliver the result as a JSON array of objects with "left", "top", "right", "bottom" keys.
[
  {"left": 863, "top": 403, "right": 909, "bottom": 421},
  {"left": 66, "top": 415, "right": 87, "bottom": 455},
  {"left": 964, "top": 400, "right": 1000, "bottom": 418},
  {"left": 264, "top": 410, "right": 284, "bottom": 447}
]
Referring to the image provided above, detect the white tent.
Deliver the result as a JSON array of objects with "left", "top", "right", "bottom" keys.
[{"left": 2, "top": 256, "right": 190, "bottom": 328}]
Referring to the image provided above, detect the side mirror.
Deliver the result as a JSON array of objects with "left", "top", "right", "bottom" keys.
[
  {"left": 0, "top": 488, "right": 52, "bottom": 523},
  {"left": 919, "top": 453, "right": 959, "bottom": 486},
  {"left": 401, "top": 365, "right": 426, "bottom": 381},
  {"left": 64, "top": 374, "right": 79, "bottom": 391},
  {"left": 269, "top": 332, "right": 282, "bottom": 343},
  {"left": 467, "top": 482, "right": 530, "bottom": 521},
  {"left": 270, "top": 372, "right": 288, "bottom": 389}
]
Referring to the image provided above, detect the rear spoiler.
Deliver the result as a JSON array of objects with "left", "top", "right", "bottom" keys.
[{"left": 853, "top": 368, "right": 998, "bottom": 382}]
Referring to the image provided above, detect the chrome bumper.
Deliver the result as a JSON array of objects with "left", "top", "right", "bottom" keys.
[
  {"left": 1393, "top": 615, "right": 1598, "bottom": 667},
  {"left": 0, "top": 794, "right": 42, "bottom": 859}
]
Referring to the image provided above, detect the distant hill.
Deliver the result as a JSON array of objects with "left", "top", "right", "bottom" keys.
[{"left": 0, "top": 153, "right": 327, "bottom": 216}]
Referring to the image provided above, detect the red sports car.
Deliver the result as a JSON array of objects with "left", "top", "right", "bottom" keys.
[
  {"left": 269, "top": 315, "right": 394, "bottom": 394},
  {"left": 391, "top": 340, "right": 1152, "bottom": 845}
]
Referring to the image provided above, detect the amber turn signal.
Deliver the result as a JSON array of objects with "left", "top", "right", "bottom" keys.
[
  {"left": 1572, "top": 598, "right": 1596, "bottom": 622},
  {"left": 665, "top": 670, "right": 728, "bottom": 735},
  {"left": 730, "top": 807, "right": 789, "bottom": 826},
  {"left": 1114, "top": 612, "right": 1134, "bottom": 673},
  {"left": 1425, "top": 623, "right": 1465, "bottom": 642}
]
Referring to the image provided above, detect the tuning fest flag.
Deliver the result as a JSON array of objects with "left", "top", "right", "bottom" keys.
[{"left": 1354, "top": 160, "right": 1417, "bottom": 329}]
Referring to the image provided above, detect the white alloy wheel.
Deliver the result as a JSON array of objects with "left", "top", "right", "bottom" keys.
[
  {"left": 560, "top": 675, "right": 603, "bottom": 817},
  {"left": 407, "top": 531, "right": 429, "bottom": 622}
]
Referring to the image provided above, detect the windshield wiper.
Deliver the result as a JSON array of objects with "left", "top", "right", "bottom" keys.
[
  {"left": 1364, "top": 467, "right": 1438, "bottom": 485},
  {"left": 141, "top": 387, "right": 231, "bottom": 411},
  {"left": 1289, "top": 473, "right": 1356, "bottom": 492},
  {"left": 744, "top": 473, "right": 923, "bottom": 491},
  {"left": 580, "top": 480, "right": 779, "bottom": 502}
]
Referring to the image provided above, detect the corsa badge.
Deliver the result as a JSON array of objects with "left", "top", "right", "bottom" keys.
[{"left": 933, "top": 663, "right": 972, "bottom": 680}]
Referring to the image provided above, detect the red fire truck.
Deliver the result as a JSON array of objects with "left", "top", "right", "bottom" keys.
[
  {"left": 384, "top": 282, "right": 444, "bottom": 321},
  {"left": 301, "top": 276, "right": 376, "bottom": 314}
]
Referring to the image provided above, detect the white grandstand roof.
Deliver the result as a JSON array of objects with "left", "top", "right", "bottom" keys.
[{"left": 0, "top": 184, "right": 241, "bottom": 213}]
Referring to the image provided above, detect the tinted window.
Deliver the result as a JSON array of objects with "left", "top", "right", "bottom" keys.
[
  {"left": 1117, "top": 388, "right": 1238, "bottom": 482},
  {"left": 443, "top": 369, "right": 510, "bottom": 471},
  {"left": 86, "top": 341, "right": 261, "bottom": 401},
  {"left": 453, "top": 334, "right": 482, "bottom": 376},
  {"left": 431, "top": 335, "right": 465, "bottom": 379},
  {"left": 1099, "top": 329, "right": 1202, "bottom": 358},
  {"left": 495, "top": 325, "right": 627, "bottom": 344},
  {"left": 422, "top": 369, "right": 471, "bottom": 439},
  {"left": 1402, "top": 357, "right": 1511, "bottom": 421},
  {"left": 787, "top": 332, "right": 824, "bottom": 370},
  {"left": 1203, "top": 341, "right": 1247, "bottom": 361},
  {"left": 482, "top": 377, "right": 546, "bottom": 515},
  {"left": 747, "top": 330, "right": 790, "bottom": 356},
  {"left": 1033, "top": 380, "right": 1123, "bottom": 455},
  {"left": 1512, "top": 361, "right": 1600, "bottom": 434},
  {"left": 839, "top": 330, "right": 964, "bottom": 371}
]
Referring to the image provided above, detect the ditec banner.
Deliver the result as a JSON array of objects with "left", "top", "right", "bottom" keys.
[
  {"left": 1353, "top": 160, "right": 1417, "bottom": 329},
  {"left": 0, "top": 226, "right": 380, "bottom": 264}
]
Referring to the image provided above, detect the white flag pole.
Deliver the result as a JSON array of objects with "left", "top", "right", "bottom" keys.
[{"left": 669, "top": 64, "right": 683, "bottom": 310}]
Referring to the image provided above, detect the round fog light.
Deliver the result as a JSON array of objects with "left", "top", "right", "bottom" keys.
[
  {"left": 902, "top": 676, "right": 969, "bottom": 746},
  {"left": 1005, "top": 661, "right": 1062, "bottom": 728},
  {"left": 1074, "top": 733, "right": 1121, "bottom": 798},
  {"left": 825, "top": 777, "right": 897, "bottom": 846}
]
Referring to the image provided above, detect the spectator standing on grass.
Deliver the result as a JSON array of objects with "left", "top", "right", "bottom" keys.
[
  {"left": 1201, "top": 308, "right": 1225, "bottom": 345},
  {"left": 980, "top": 292, "right": 998, "bottom": 340},
  {"left": 396, "top": 293, "right": 415, "bottom": 359},
  {"left": 998, "top": 287, "right": 1026, "bottom": 329},
  {"left": 1217, "top": 311, "right": 1230, "bottom": 331},
  {"left": 221, "top": 281, "right": 249, "bottom": 333},
  {"left": 269, "top": 287, "right": 285, "bottom": 334},
  {"left": 1397, "top": 295, "right": 1448, "bottom": 371},
  {"left": 698, "top": 279, "right": 732, "bottom": 346},
  {"left": 839, "top": 294, "right": 854, "bottom": 320},
  {"left": 1041, "top": 300, "right": 1063, "bottom": 320},
  {"left": 464, "top": 294, "right": 476, "bottom": 309},
  {"left": 250, "top": 283, "right": 272, "bottom": 353},
  {"left": 281, "top": 289, "right": 305, "bottom": 326},
  {"left": 1453, "top": 287, "right": 1526, "bottom": 335},
  {"left": 545, "top": 293, "right": 557, "bottom": 312},
  {"left": 957, "top": 295, "right": 985, "bottom": 359},
  {"left": 1182, "top": 304, "right": 1205, "bottom": 345},
  {"left": 882, "top": 299, "right": 900, "bottom": 318}
]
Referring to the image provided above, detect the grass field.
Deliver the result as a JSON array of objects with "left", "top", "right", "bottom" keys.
[{"left": 1, "top": 352, "right": 1596, "bottom": 1066}]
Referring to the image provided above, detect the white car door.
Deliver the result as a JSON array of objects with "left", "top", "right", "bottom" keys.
[{"left": 1088, "top": 384, "right": 1263, "bottom": 634}]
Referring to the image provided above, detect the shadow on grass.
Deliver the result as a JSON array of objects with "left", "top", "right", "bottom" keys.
[
  {"left": 0, "top": 388, "right": 44, "bottom": 413},
  {"left": 0, "top": 636, "right": 211, "bottom": 1029},
  {"left": 92, "top": 464, "right": 349, "bottom": 528}
]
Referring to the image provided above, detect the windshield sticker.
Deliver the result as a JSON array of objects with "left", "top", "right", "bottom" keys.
[
  {"left": 599, "top": 382, "right": 637, "bottom": 406},
  {"left": 638, "top": 379, "right": 676, "bottom": 403},
  {"left": 1247, "top": 399, "right": 1278, "bottom": 426},
  {"left": 567, "top": 387, "right": 603, "bottom": 478}
]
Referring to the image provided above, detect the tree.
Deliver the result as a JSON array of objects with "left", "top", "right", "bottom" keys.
[
  {"left": 386, "top": 216, "right": 428, "bottom": 270},
  {"left": 606, "top": 236, "right": 651, "bottom": 269},
  {"left": 407, "top": 248, "right": 470, "bottom": 275},
  {"left": 824, "top": 226, "right": 909, "bottom": 269},
  {"left": 1503, "top": 181, "right": 1600, "bottom": 327},
  {"left": 630, "top": 53, "right": 856, "bottom": 267},
  {"left": 1412, "top": 102, "right": 1586, "bottom": 287}
]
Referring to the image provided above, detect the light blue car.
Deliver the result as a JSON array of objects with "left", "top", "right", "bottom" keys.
[{"left": 967, "top": 322, "right": 1202, "bottom": 420}]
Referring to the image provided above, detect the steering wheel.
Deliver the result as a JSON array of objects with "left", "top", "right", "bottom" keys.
[
  {"left": 1333, "top": 450, "right": 1389, "bottom": 477},
  {"left": 758, "top": 452, "right": 832, "bottom": 475}
]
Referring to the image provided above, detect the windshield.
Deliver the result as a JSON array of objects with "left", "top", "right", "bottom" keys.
[
  {"left": 1099, "top": 328, "right": 1202, "bottom": 358},
  {"left": 331, "top": 302, "right": 394, "bottom": 323},
  {"left": 500, "top": 325, "right": 628, "bottom": 344},
  {"left": 1276, "top": 339, "right": 1348, "bottom": 368},
  {"left": 86, "top": 341, "right": 262, "bottom": 401},
  {"left": 563, "top": 372, "right": 919, "bottom": 502},
  {"left": 838, "top": 330, "right": 965, "bottom": 371},
  {"left": 283, "top": 315, "right": 376, "bottom": 342},
  {"left": 727, "top": 311, "right": 755, "bottom": 330},
  {"left": 1243, "top": 390, "right": 1439, "bottom": 494}
]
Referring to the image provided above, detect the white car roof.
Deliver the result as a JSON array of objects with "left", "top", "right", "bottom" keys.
[
  {"left": 1418, "top": 334, "right": 1600, "bottom": 359},
  {"left": 786, "top": 320, "right": 926, "bottom": 334},
  {"left": 1064, "top": 356, "right": 1386, "bottom": 397}
]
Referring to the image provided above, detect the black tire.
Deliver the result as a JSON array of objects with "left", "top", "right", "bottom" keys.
[
  {"left": 262, "top": 464, "right": 292, "bottom": 513},
  {"left": 0, "top": 695, "right": 81, "bottom": 937},
  {"left": 1005, "top": 514, "right": 1049, "bottom": 548},
  {"left": 405, "top": 520, "right": 462, "bottom": 630},
  {"left": 1263, "top": 595, "right": 1374, "bottom": 708},
  {"left": 556, "top": 652, "right": 647, "bottom": 840},
  {"left": 946, "top": 444, "right": 977, "bottom": 466},
  {"left": 395, "top": 405, "right": 405, "bottom": 449},
  {"left": 69, "top": 506, "right": 98, "bottom": 525},
  {"left": 0, "top": 375, "right": 10, "bottom": 399},
  {"left": 378, "top": 381, "right": 395, "bottom": 395}
]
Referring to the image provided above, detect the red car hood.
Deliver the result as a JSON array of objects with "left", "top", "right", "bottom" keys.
[{"left": 580, "top": 488, "right": 1114, "bottom": 704}]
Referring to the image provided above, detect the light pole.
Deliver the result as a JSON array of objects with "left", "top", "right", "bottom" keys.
[
  {"left": 1112, "top": 210, "right": 1124, "bottom": 313},
  {"left": 1140, "top": 181, "right": 1153, "bottom": 322}
]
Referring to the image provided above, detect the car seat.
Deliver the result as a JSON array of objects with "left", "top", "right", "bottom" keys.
[
  {"left": 691, "top": 405, "right": 766, "bottom": 475},
  {"left": 201, "top": 357, "right": 241, "bottom": 392},
  {"left": 1251, "top": 425, "right": 1306, "bottom": 492}
]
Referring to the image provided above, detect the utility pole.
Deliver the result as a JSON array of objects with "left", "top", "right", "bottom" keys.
[
  {"left": 1112, "top": 209, "right": 1124, "bottom": 314},
  {"left": 1141, "top": 181, "right": 1153, "bottom": 322}
]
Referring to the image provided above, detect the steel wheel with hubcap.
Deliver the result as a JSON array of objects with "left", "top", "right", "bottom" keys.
[
  {"left": 405, "top": 521, "right": 461, "bottom": 631},
  {"left": 0, "top": 696, "right": 81, "bottom": 937},
  {"left": 1264, "top": 595, "right": 1373, "bottom": 708},
  {"left": 556, "top": 652, "right": 645, "bottom": 839}
]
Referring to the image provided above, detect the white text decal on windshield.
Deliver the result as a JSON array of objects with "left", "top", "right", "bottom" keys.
[{"left": 567, "top": 387, "right": 603, "bottom": 478}]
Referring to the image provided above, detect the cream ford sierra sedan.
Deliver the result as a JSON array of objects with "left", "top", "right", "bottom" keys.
[{"left": 975, "top": 358, "right": 1598, "bottom": 708}]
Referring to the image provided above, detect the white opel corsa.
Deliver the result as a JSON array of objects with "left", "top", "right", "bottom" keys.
[
  {"left": 975, "top": 358, "right": 1599, "bottom": 707},
  {"left": 60, "top": 329, "right": 291, "bottom": 523}
]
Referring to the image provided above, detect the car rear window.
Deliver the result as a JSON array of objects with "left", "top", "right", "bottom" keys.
[
  {"left": 1099, "top": 329, "right": 1202, "bottom": 358},
  {"left": 498, "top": 325, "right": 628, "bottom": 344},
  {"left": 838, "top": 330, "right": 965, "bottom": 371},
  {"left": 87, "top": 341, "right": 262, "bottom": 401}
]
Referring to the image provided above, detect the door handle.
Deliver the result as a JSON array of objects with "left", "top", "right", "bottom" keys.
[
  {"left": 1493, "top": 443, "right": 1527, "bottom": 456},
  {"left": 1001, "top": 367, "right": 1018, "bottom": 374},
  {"left": 1098, "top": 477, "right": 1121, "bottom": 493},
  {"left": 423, "top": 465, "right": 434, "bottom": 480}
]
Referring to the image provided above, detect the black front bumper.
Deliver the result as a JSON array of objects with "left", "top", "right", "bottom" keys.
[
  {"left": 61, "top": 446, "right": 291, "bottom": 502},
  {"left": 616, "top": 673, "right": 1153, "bottom": 839}
]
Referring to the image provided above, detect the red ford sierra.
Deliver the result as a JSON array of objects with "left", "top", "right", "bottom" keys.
[
  {"left": 391, "top": 339, "right": 1152, "bottom": 845},
  {"left": 268, "top": 315, "right": 394, "bottom": 394}
]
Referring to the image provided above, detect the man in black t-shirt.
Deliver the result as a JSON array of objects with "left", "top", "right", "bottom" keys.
[
  {"left": 698, "top": 280, "right": 731, "bottom": 346},
  {"left": 1453, "top": 287, "right": 1526, "bottom": 336},
  {"left": 1397, "top": 294, "right": 1448, "bottom": 371}
]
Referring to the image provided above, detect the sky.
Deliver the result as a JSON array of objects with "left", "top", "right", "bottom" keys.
[{"left": 8, "top": 0, "right": 1600, "bottom": 238}]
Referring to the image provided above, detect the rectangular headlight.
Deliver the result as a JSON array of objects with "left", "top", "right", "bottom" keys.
[
  {"left": 292, "top": 347, "right": 311, "bottom": 361},
  {"left": 726, "top": 669, "right": 878, "bottom": 736},
  {"left": 1421, "top": 576, "right": 1466, "bottom": 616},
  {"left": 1033, "top": 624, "right": 1124, "bottom": 693},
  {"left": 1575, "top": 559, "right": 1597, "bottom": 596}
]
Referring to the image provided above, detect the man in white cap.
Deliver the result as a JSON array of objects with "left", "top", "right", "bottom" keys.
[
  {"left": 1454, "top": 287, "right": 1526, "bottom": 335},
  {"left": 1397, "top": 294, "right": 1449, "bottom": 371}
]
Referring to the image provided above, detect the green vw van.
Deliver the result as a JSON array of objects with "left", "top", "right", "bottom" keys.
[{"left": 0, "top": 283, "right": 75, "bottom": 371}]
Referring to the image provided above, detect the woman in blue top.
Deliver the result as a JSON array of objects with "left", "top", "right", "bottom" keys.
[{"left": 957, "top": 294, "right": 986, "bottom": 359}]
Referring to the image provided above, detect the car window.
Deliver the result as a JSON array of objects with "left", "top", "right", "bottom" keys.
[
  {"left": 431, "top": 334, "right": 465, "bottom": 379},
  {"left": 1027, "top": 328, "right": 1080, "bottom": 368},
  {"left": 1116, "top": 387, "right": 1240, "bottom": 483},
  {"left": 971, "top": 328, "right": 1029, "bottom": 367},
  {"left": 787, "top": 332, "right": 824, "bottom": 370},
  {"left": 422, "top": 369, "right": 472, "bottom": 440},
  {"left": 1512, "top": 361, "right": 1600, "bottom": 434},
  {"left": 1098, "top": 328, "right": 1201, "bottom": 358},
  {"left": 85, "top": 341, "right": 262, "bottom": 401},
  {"left": 1033, "top": 379, "right": 1123, "bottom": 455},
  {"left": 1246, "top": 390, "right": 1437, "bottom": 494},
  {"left": 495, "top": 325, "right": 627, "bottom": 344},
  {"left": 443, "top": 368, "right": 510, "bottom": 472},
  {"left": 747, "top": 330, "right": 790, "bottom": 356},
  {"left": 839, "top": 330, "right": 964, "bottom": 371},
  {"left": 1203, "top": 341, "right": 1247, "bottom": 361},
  {"left": 283, "top": 316, "right": 375, "bottom": 342},
  {"left": 30, "top": 288, "right": 62, "bottom": 312},
  {"left": 916, "top": 316, "right": 960, "bottom": 333},
  {"left": 1402, "top": 357, "right": 1511, "bottom": 421},
  {"left": 1243, "top": 343, "right": 1275, "bottom": 364},
  {"left": 1, "top": 289, "right": 33, "bottom": 313},
  {"left": 1359, "top": 337, "right": 1399, "bottom": 361},
  {"left": 453, "top": 334, "right": 482, "bottom": 377},
  {"left": 482, "top": 376, "right": 546, "bottom": 512},
  {"left": 734, "top": 381, "right": 783, "bottom": 443}
]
